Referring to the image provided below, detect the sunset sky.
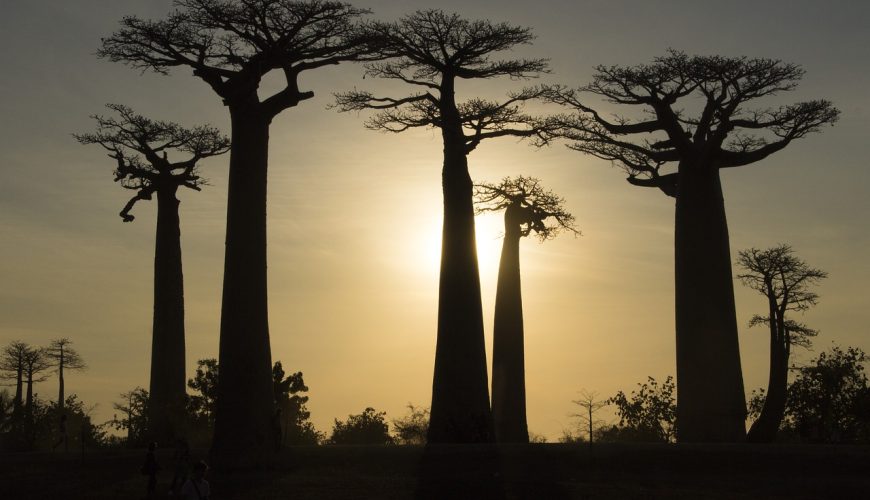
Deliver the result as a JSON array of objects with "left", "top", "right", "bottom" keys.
[{"left": 1, "top": 0, "right": 869, "bottom": 440}]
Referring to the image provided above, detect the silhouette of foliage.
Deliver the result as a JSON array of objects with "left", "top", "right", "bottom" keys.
[
  {"left": 785, "top": 346, "right": 870, "bottom": 443},
  {"left": 74, "top": 104, "right": 228, "bottom": 221},
  {"left": 607, "top": 376, "right": 676, "bottom": 443},
  {"left": 474, "top": 176, "right": 579, "bottom": 241},
  {"left": 328, "top": 407, "right": 393, "bottom": 445},
  {"left": 272, "top": 361, "right": 322, "bottom": 445},
  {"left": 111, "top": 387, "right": 150, "bottom": 447},
  {"left": 570, "top": 391, "right": 609, "bottom": 444},
  {"left": 187, "top": 358, "right": 219, "bottom": 428},
  {"left": 391, "top": 404, "right": 429, "bottom": 446}
]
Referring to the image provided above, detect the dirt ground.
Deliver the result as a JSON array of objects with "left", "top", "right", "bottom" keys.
[{"left": 2, "top": 443, "right": 868, "bottom": 499}]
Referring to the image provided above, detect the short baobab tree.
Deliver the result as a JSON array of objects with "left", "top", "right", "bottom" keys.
[
  {"left": 737, "top": 245, "right": 827, "bottom": 442},
  {"left": 545, "top": 51, "right": 839, "bottom": 442},
  {"left": 99, "top": 0, "right": 375, "bottom": 463},
  {"left": 75, "top": 104, "right": 229, "bottom": 443},
  {"left": 334, "top": 9, "right": 553, "bottom": 443},
  {"left": 475, "top": 176, "right": 578, "bottom": 443}
]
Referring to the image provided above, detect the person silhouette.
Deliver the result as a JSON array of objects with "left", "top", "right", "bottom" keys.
[
  {"left": 179, "top": 461, "right": 210, "bottom": 500},
  {"left": 141, "top": 441, "right": 160, "bottom": 498},
  {"left": 169, "top": 437, "right": 191, "bottom": 495}
]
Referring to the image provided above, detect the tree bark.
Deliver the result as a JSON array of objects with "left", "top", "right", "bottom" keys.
[
  {"left": 13, "top": 364, "right": 22, "bottom": 416},
  {"left": 491, "top": 204, "right": 529, "bottom": 443},
  {"left": 148, "top": 183, "right": 187, "bottom": 444},
  {"left": 211, "top": 105, "right": 276, "bottom": 465},
  {"left": 428, "top": 75, "right": 494, "bottom": 443},
  {"left": 58, "top": 351, "right": 64, "bottom": 413},
  {"left": 747, "top": 297, "right": 790, "bottom": 442},
  {"left": 674, "top": 163, "right": 747, "bottom": 442}
]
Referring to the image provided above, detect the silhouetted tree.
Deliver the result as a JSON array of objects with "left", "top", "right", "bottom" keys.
[
  {"left": 391, "top": 404, "right": 429, "bottom": 446},
  {"left": 112, "top": 387, "right": 150, "bottom": 447},
  {"left": 737, "top": 245, "right": 827, "bottom": 442},
  {"left": 607, "top": 376, "right": 676, "bottom": 443},
  {"left": 23, "top": 347, "right": 51, "bottom": 424},
  {"left": 272, "top": 361, "right": 321, "bottom": 445},
  {"left": 335, "top": 9, "right": 553, "bottom": 444},
  {"left": 570, "top": 390, "right": 609, "bottom": 445},
  {"left": 785, "top": 345, "right": 869, "bottom": 443},
  {"left": 0, "top": 341, "right": 29, "bottom": 423},
  {"left": 99, "top": 0, "right": 375, "bottom": 465},
  {"left": 44, "top": 338, "right": 87, "bottom": 414},
  {"left": 327, "top": 407, "right": 392, "bottom": 445},
  {"left": 187, "top": 358, "right": 220, "bottom": 428},
  {"left": 76, "top": 104, "right": 229, "bottom": 444},
  {"left": 545, "top": 51, "right": 839, "bottom": 442},
  {"left": 475, "top": 176, "right": 577, "bottom": 443}
]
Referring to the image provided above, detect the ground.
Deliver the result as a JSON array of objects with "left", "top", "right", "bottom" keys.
[{"left": 2, "top": 443, "right": 868, "bottom": 499}]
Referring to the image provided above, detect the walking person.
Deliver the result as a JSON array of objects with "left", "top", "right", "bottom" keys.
[
  {"left": 180, "top": 461, "right": 210, "bottom": 500},
  {"left": 141, "top": 441, "right": 160, "bottom": 498}
]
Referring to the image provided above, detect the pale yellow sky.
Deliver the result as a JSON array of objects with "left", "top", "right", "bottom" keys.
[{"left": 1, "top": 1, "right": 869, "bottom": 440}]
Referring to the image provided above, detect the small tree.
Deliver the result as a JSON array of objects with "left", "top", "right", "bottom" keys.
[
  {"left": 570, "top": 390, "right": 609, "bottom": 445},
  {"left": 99, "top": 0, "right": 376, "bottom": 464},
  {"left": 44, "top": 338, "right": 87, "bottom": 414},
  {"left": 0, "top": 341, "right": 30, "bottom": 424},
  {"left": 608, "top": 376, "right": 676, "bottom": 443},
  {"left": 391, "top": 404, "right": 429, "bottom": 446},
  {"left": 328, "top": 407, "right": 393, "bottom": 445},
  {"left": 335, "top": 9, "right": 553, "bottom": 444},
  {"left": 785, "top": 346, "right": 869, "bottom": 443},
  {"left": 112, "top": 387, "right": 150, "bottom": 447},
  {"left": 23, "top": 347, "right": 51, "bottom": 425},
  {"left": 272, "top": 361, "right": 322, "bottom": 445},
  {"left": 475, "top": 176, "right": 578, "bottom": 443},
  {"left": 76, "top": 104, "right": 228, "bottom": 443},
  {"left": 737, "top": 245, "right": 827, "bottom": 442},
  {"left": 187, "top": 358, "right": 220, "bottom": 429},
  {"left": 545, "top": 51, "right": 839, "bottom": 442}
]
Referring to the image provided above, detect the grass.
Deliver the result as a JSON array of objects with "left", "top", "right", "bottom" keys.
[{"left": 2, "top": 442, "right": 868, "bottom": 499}]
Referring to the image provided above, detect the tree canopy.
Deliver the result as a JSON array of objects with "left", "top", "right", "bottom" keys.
[
  {"left": 545, "top": 50, "right": 840, "bottom": 195},
  {"left": 474, "top": 176, "right": 578, "bottom": 241}
]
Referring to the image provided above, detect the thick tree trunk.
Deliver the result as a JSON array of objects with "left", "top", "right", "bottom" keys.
[
  {"left": 148, "top": 184, "right": 187, "bottom": 444},
  {"left": 674, "top": 164, "right": 746, "bottom": 442},
  {"left": 428, "top": 76, "right": 494, "bottom": 443},
  {"left": 25, "top": 371, "right": 33, "bottom": 421},
  {"left": 491, "top": 205, "right": 529, "bottom": 443},
  {"left": 211, "top": 106, "right": 276, "bottom": 465}
]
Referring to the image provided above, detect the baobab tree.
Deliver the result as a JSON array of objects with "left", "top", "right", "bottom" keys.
[
  {"left": 545, "top": 51, "right": 839, "bottom": 442},
  {"left": 0, "top": 341, "right": 30, "bottom": 422},
  {"left": 75, "top": 104, "right": 229, "bottom": 443},
  {"left": 334, "top": 10, "right": 553, "bottom": 442},
  {"left": 474, "top": 176, "right": 578, "bottom": 442},
  {"left": 22, "top": 347, "right": 51, "bottom": 423},
  {"left": 44, "top": 338, "right": 86, "bottom": 414},
  {"left": 99, "top": 0, "right": 375, "bottom": 464},
  {"left": 737, "top": 245, "right": 827, "bottom": 442}
]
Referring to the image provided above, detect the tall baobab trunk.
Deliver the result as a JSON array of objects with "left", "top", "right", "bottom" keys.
[
  {"left": 491, "top": 204, "right": 529, "bottom": 443},
  {"left": 674, "top": 164, "right": 746, "bottom": 442},
  {"left": 211, "top": 104, "right": 276, "bottom": 465},
  {"left": 748, "top": 299, "right": 790, "bottom": 442},
  {"left": 428, "top": 75, "right": 494, "bottom": 443},
  {"left": 57, "top": 351, "right": 64, "bottom": 413},
  {"left": 13, "top": 364, "right": 23, "bottom": 417},
  {"left": 148, "top": 182, "right": 187, "bottom": 443}
]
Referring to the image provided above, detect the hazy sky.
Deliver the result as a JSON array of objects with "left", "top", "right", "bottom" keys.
[{"left": 1, "top": 0, "right": 869, "bottom": 440}]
